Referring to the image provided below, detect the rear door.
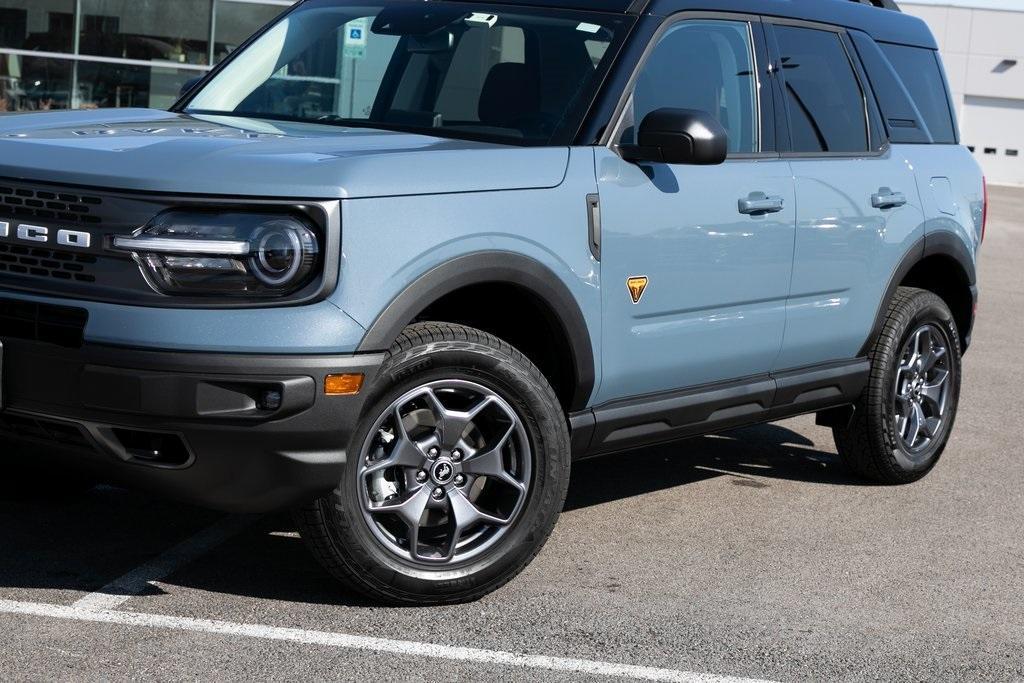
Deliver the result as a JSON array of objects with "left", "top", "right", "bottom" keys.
[{"left": 765, "top": 20, "right": 927, "bottom": 369}]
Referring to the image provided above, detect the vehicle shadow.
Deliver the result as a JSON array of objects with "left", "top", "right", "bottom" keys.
[
  {"left": 0, "top": 422, "right": 866, "bottom": 608},
  {"left": 565, "top": 421, "right": 866, "bottom": 511}
]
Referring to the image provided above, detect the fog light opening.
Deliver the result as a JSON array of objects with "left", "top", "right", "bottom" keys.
[{"left": 111, "top": 429, "right": 191, "bottom": 468}]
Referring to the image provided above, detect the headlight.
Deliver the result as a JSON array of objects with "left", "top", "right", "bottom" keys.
[{"left": 113, "top": 211, "right": 320, "bottom": 297}]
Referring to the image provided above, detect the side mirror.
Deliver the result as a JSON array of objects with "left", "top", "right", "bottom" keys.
[
  {"left": 179, "top": 76, "right": 203, "bottom": 98},
  {"left": 619, "top": 108, "right": 728, "bottom": 165}
]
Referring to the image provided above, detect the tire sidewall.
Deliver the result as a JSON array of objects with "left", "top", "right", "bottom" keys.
[{"left": 322, "top": 337, "right": 569, "bottom": 600}]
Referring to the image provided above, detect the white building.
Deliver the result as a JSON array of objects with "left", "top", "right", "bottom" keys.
[{"left": 902, "top": 0, "right": 1024, "bottom": 185}]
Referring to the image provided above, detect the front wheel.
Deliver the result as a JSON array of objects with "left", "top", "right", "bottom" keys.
[
  {"left": 295, "top": 322, "right": 570, "bottom": 605},
  {"left": 834, "top": 287, "right": 962, "bottom": 483}
]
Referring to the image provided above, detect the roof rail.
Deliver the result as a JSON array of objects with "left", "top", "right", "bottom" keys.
[{"left": 850, "top": 0, "right": 901, "bottom": 10}]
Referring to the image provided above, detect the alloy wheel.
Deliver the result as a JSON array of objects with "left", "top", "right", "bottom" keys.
[
  {"left": 357, "top": 379, "right": 532, "bottom": 565},
  {"left": 893, "top": 324, "right": 952, "bottom": 457}
]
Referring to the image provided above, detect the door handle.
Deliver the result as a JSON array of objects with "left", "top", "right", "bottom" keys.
[
  {"left": 738, "top": 192, "right": 785, "bottom": 215},
  {"left": 871, "top": 188, "right": 907, "bottom": 209}
]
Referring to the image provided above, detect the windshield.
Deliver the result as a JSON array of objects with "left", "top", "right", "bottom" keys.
[{"left": 184, "top": 0, "right": 631, "bottom": 145}]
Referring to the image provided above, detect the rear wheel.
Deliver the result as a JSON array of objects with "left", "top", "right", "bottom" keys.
[
  {"left": 834, "top": 287, "right": 962, "bottom": 483},
  {"left": 296, "top": 322, "right": 570, "bottom": 605}
]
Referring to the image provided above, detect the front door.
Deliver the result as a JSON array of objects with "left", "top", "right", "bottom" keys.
[{"left": 595, "top": 16, "right": 795, "bottom": 404}]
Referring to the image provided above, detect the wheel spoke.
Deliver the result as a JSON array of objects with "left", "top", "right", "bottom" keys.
[
  {"left": 912, "top": 327, "right": 929, "bottom": 364},
  {"left": 922, "top": 416, "right": 942, "bottom": 438},
  {"left": 461, "top": 424, "right": 525, "bottom": 491},
  {"left": 448, "top": 487, "right": 509, "bottom": 533},
  {"left": 921, "top": 370, "right": 949, "bottom": 412},
  {"left": 371, "top": 483, "right": 430, "bottom": 525},
  {"left": 363, "top": 437, "right": 424, "bottom": 475},
  {"left": 897, "top": 412, "right": 909, "bottom": 440},
  {"left": 466, "top": 394, "right": 498, "bottom": 420},
  {"left": 920, "top": 343, "right": 947, "bottom": 374},
  {"left": 419, "top": 388, "right": 473, "bottom": 449},
  {"left": 905, "top": 401, "right": 925, "bottom": 447}
]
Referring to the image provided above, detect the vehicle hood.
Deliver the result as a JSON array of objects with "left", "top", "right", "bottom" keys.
[{"left": 0, "top": 109, "right": 570, "bottom": 199}]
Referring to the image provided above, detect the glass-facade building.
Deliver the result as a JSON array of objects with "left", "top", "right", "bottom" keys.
[{"left": 0, "top": 0, "right": 293, "bottom": 112}]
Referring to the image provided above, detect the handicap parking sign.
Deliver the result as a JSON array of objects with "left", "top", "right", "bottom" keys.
[
  {"left": 343, "top": 18, "right": 367, "bottom": 58},
  {"left": 345, "top": 19, "right": 367, "bottom": 47}
]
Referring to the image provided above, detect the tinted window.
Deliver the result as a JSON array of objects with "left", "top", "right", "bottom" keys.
[
  {"left": 774, "top": 25, "right": 867, "bottom": 153},
  {"left": 623, "top": 19, "right": 759, "bottom": 154},
  {"left": 880, "top": 43, "right": 956, "bottom": 144}
]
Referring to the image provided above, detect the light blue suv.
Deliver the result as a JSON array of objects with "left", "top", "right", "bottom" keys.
[{"left": 0, "top": 0, "right": 983, "bottom": 604}]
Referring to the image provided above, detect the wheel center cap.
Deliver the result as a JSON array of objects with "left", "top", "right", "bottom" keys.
[{"left": 430, "top": 458, "right": 456, "bottom": 485}]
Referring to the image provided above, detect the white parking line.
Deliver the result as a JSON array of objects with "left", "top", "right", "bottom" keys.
[
  {"left": 72, "top": 515, "right": 258, "bottom": 611},
  {"left": 0, "top": 599, "right": 776, "bottom": 683}
]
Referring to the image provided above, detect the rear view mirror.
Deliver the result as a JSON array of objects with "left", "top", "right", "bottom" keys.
[
  {"left": 407, "top": 31, "right": 454, "bottom": 53},
  {"left": 619, "top": 108, "right": 728, "bottom": 165}
]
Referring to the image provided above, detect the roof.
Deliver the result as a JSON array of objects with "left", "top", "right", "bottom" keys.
[{"left": 636, "top": 0, "right": 935, "bottom": 47}]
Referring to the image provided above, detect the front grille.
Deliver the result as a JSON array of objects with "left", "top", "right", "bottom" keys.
[
  {"left": 0, "top": 297, "right": 88, "bottom": 348},
  {"left": 0, "top": 185, "right": 102, "bottom": 225},
  {"left": 0, "top": 244, "right": 97, "bottom": 283},
  {"left": 0, "top": 413, "right": 95, "bottom": 451}
]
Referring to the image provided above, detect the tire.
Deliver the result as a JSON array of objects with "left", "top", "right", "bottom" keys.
[
  {"left": 834, "top": 286, "right": 962, "bottom": 484},
  {"left": 295, "top": 322, "right": 570, "bottom": 605}
]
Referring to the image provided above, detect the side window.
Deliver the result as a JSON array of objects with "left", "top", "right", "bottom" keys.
[
  {"left": 879, "top": 43, "right": 956, "bottom": 144},
  {"left": 622, "top": 19, "right": 759, "bottom": 154},
  {"left": 773, "top": 25, "right": 868, "bottom": 153}
]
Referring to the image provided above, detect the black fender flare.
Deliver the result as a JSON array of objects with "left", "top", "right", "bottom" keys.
[
  {"left": 357, "top": 251, "right": 596, "bottom": 411},
  {"left": 859, "top": 231, "right": 977, "bottom": 356}
]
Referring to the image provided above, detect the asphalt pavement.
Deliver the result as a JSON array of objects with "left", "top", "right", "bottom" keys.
[{"left": 1, "top": 186, "right": 1022, "bottom": 682}]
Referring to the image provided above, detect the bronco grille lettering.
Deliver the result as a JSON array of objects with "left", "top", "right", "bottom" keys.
[
  {"left": 0, "top": 223, "right": 91, "bottom": 249},
  {"left": 17, "top": 225, "right": 48, "bottom": 242}
]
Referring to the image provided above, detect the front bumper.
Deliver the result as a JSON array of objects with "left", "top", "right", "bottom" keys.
[{"left": 0, "top": 337, "right": 383, "bottom": 512}]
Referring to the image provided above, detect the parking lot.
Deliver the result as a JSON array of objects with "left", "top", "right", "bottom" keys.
[{"left": 1, "top": 186, "right": 1022, "bottom": 682}]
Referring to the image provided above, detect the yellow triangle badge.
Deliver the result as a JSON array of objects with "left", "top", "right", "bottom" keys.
[{"left": 626, "top": 276, "right": 648, "bottom": 304}]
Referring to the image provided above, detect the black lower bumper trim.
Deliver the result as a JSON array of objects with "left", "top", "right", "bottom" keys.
[{"left": 0, "top": 338, "right": 384, "bottom": 512}]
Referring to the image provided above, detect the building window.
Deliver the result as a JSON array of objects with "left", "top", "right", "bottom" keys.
[
  {"left": 213, "top": 1, "right": 286, "bottom": 62},
  {"left": 0, "top": 0, "right": 76, "bottom": 53},
  {"left": 0, "top": 0, "right": 295, "bottom": 112},
  {"left": 0, "top": 53, "right": 72, "bottom": 112},
  {"left": 75, "top": 60, "right": 203, "bottom": 110},
  {"left": 80, "top": 0, "right": 213, "bottom": 66}
]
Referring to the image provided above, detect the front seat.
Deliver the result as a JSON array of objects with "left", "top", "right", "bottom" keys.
[{"left": 477, "top": 62, "right": 541, "bottom": 135}]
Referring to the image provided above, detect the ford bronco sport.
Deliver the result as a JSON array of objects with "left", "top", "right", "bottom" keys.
[{"left": 0, "top": 0, "right": 983, "bottom": 604}]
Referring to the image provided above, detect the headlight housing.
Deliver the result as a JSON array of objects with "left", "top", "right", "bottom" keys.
[{"left": 114, "top": 211, "right": 321, "bottom": 297}]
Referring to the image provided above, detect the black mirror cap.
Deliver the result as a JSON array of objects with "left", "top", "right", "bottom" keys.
[{"left": 619, "top": 108, "right": 728, "bottom": 166}]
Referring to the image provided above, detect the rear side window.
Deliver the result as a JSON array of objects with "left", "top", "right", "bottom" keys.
[
  {"left": 879, "top": 43, "right": 956, "bottom": 144},
  {"left": 774, "top": 25, "right": 868, "bottom": 153}
]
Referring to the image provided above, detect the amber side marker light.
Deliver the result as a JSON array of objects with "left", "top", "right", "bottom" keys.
[{"left": 325, "top": 373, "right": 364, "bottom": 395}]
